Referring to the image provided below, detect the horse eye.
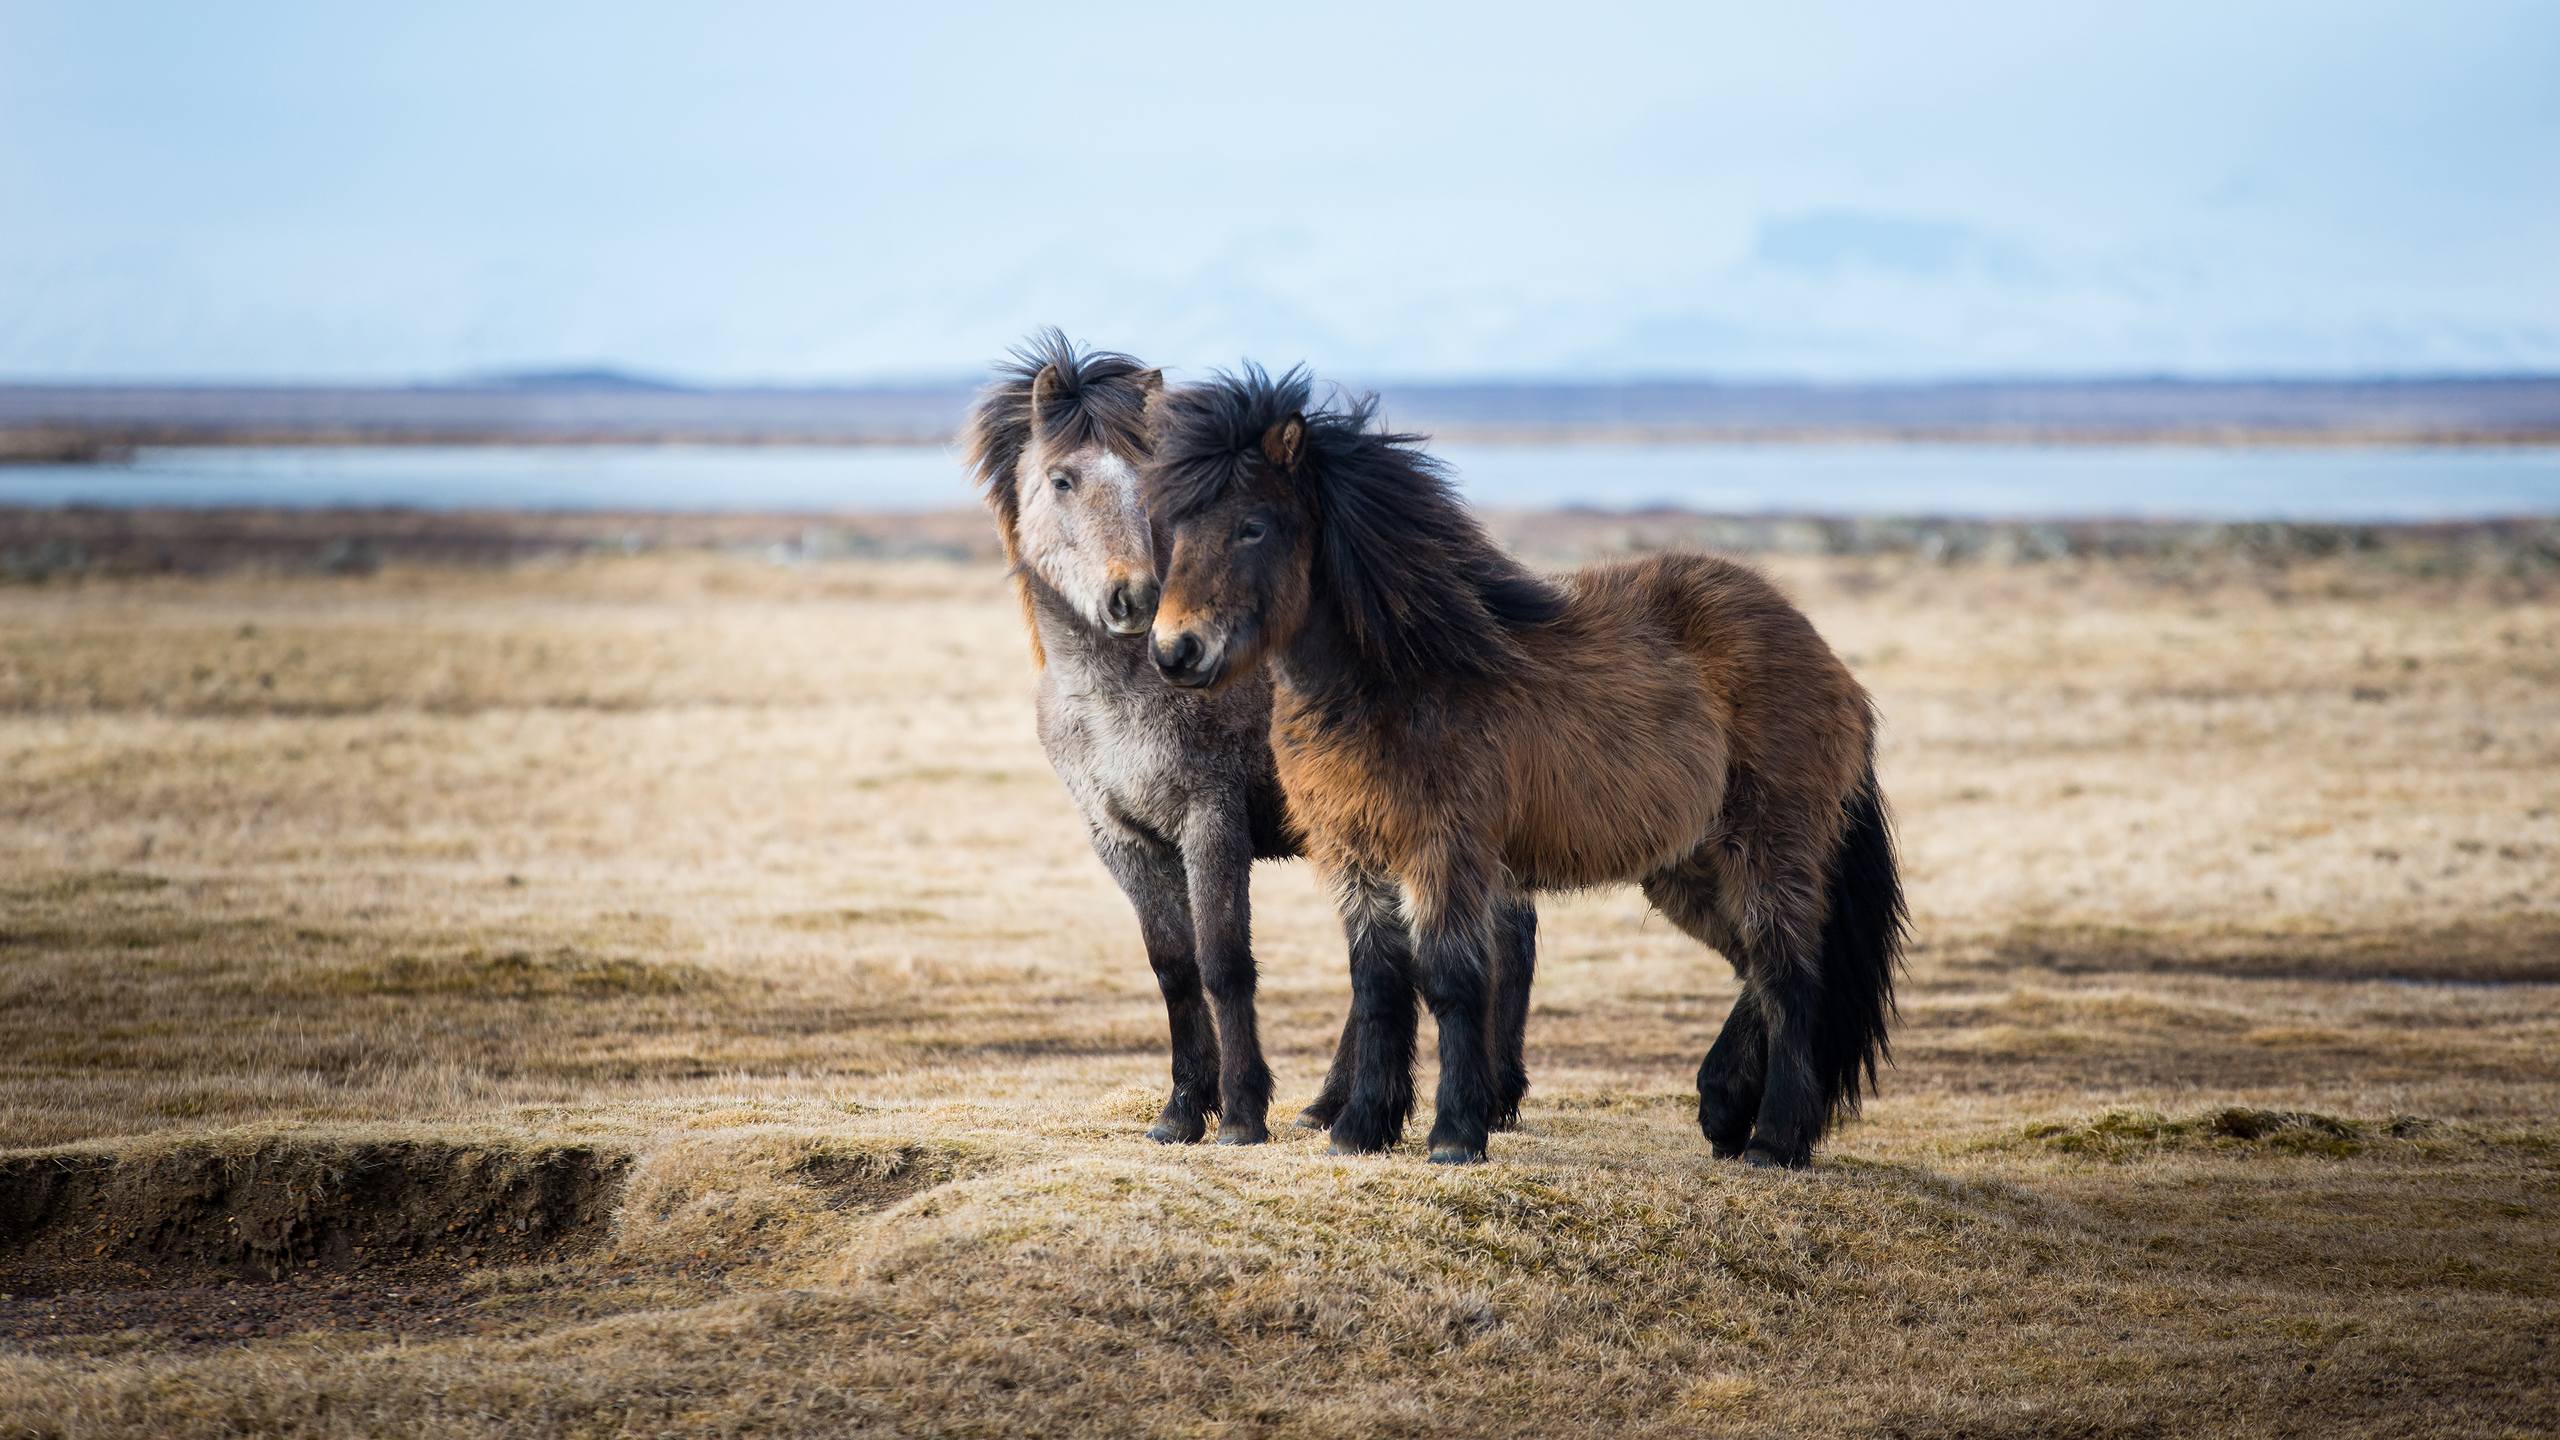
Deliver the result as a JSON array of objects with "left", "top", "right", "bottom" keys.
[
  {"left": 1049, "top": 470, "right": 1075, "bottom": 493},
  {"left": 1237, "top": 519, "right": 1268, "bottom": 544}
]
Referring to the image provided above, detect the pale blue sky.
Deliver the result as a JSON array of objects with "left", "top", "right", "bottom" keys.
[{"left": 3, "top": 1, "right": 2555, "bottom": 382}]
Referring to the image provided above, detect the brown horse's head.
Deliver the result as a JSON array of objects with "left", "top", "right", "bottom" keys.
[
  {"left": 1146, "top": 365, "right": 1563, "bottom": 692},
  {"left": 960, "top": 330, "right": 1164, "bottom": 638},
  {"left": 1141, "top": 368, "right": 1325, "bottom": 690}
]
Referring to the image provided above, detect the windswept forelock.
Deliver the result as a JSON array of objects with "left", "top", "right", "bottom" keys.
[
  {"left": 961, "top": 328, "right": 1158, "bottom": 527},
  {"left": 1146, "top": 363, "right": 1317, "bottom": 521},
  {"left": 1152, "top": 361, "right": 1564, "bottom": 682}
]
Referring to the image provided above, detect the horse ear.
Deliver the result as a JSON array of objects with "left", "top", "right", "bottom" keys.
[
  {"left": 1140, "top": 374, "right": 1171, "bottom": 436},
  {"left": 1135, "top": 367, "right": 1164, "bottom": 397},
  {"left": 1028, "top": 362, "right": 1063, "bottom": 437},
  {"left": 1262, "top": 414, "right": 1307, "bottom": 472}
]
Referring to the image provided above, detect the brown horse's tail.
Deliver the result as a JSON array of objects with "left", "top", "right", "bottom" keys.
[{"left": 1811, "top": 763, "right": 1905, "bottom": 1125}]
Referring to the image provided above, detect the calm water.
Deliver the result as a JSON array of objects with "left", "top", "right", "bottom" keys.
[{"left": 5, "top": 442, "right": 2558, "bottom": 520}]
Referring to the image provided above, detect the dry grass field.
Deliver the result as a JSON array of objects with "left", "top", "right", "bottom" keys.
[{"left": 2, "top": 513, "right": 2556, "bottom": 1437}]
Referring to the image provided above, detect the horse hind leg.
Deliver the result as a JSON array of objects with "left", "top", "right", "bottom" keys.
[
  {"left": 1641, "top": 861, "right": 1765, "bottom": 1158},
  {"left": 1720, "top": 763, "right": 1904, "bottom": 1168},
  {"left": 1742, "top": 928, "right": 1830, "bottom": 1169},
  {"left": 1732, "top": 856, "right": 1869, "bottom": 1170},
  {"left": 1488, "top": 899, "right": 1537, "bottom": 1132},
  {"left": 1695, "top": 984, "right": 1767, "bottom": 1159}
]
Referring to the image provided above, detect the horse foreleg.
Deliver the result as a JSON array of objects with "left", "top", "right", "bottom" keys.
[
  {"left": 1094, "top": 833, "right": 1217, "bottom": 1144},
  {"left": 1183, "top": 806, "right": 1271, "bottom": 1144},
  {"left": 1326, "top": 872, "right": 1417, "bottom": 1154},
  {"left": 1413, "top": 881, "right": 1500, "bottom": 1165}
]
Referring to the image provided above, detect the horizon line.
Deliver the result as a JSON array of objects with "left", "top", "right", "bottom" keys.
[{"left": 6, "top": 367, "right": 2560, "bottom": 394}]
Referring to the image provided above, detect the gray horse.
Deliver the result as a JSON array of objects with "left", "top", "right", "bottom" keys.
[
  {"left": 961, "top": 331, "right": 1536, "bottom": 1146},
  {"left": 962, "top": 331, "right": 1295, "bottom": 1143}
]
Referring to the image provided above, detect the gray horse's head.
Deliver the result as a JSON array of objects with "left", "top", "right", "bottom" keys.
[{"left": 961, "top": 329, "right": 1163, "bottom": 637}]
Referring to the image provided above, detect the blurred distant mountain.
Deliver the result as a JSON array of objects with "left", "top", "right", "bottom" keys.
[
  {"left": 464, "top": 367, "right": 694, "bottom": 393},
  {"left": 3, "top": 374, "right": 2557, "bottom": 448}
]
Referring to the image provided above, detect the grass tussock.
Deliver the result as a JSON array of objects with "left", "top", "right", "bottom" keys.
[
  {"left": 1, "top": 534, "right": 2556, "bottom": 1435},
  {"left": 2013, "top": 1106, "right": 2442, "bottom": 1160}
]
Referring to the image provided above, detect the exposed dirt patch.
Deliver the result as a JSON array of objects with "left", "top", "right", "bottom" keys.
[
  {"left": 0, "top": 1140, "right": 638, "bottom": 1353},
  {"left": 1, "top": 1274, "right": 497, "bottom": 1352},
  {"left": 785, "top": 1142, "right": 965, "bottom": 1213},
  {"left": 0, "top": 1140, "right": 631, "bottom": 1294}
]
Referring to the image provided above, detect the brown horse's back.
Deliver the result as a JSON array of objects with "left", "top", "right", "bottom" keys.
[
  {"left": 1596, "top": 551, "right": 1873, "bottom": 810},
  {"left": 1492, "top": 554, "right": 1871, "bottom": 892},
  {"left": 1484, "top": 562, "right": 1711, "bottom": 889}
]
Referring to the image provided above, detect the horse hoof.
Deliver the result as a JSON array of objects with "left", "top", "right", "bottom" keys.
[
  {"left": 1742, "top": 1142, "right": 1808, "bottom": 1170},
  {"left": 1146, "top": 1117, "right": 1206, "bottom": 1145},
  {"left": 1326, "top": 1109, "right": 1405, "bottom": 1154},
  {"left": 1427, "top": 1143, "right": 1488, "bottom": 1166},
  {"left": 1704, "top": 1116, "right": 1752, "bottom": 1159},
  {"left": 1292, "top": 1108, "right": 1334, "bottom": 1131},
  {"left": 1699, "top": 1093, "right": 1758, "bottom": 1157},
  {"left": 1216, "top": 1123, "right": 1269, "bottom": 1146}
]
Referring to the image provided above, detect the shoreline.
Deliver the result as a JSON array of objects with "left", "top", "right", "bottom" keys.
[
  {"left": 11, "top": 423, "right": 2560, "bottom": 462},
  {"left": 5, "top": 504, "right": 2553, "bottom": 586}
]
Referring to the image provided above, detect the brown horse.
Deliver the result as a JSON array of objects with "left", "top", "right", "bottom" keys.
[{"left": 1143, "top": 366, "right": 1904, "bottom": 1166}]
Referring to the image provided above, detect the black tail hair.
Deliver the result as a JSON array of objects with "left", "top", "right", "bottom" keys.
[{"left": 1810, "top": 764, "right": 1905, "bottom": 1127}]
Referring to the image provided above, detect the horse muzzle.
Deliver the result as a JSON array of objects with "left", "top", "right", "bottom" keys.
[
  {"left": 1150, "top": 629, "right": 1223, "bottom": 689},
  {"left": 1103, "top": 575, "right": 1158, "bottom": 637}
]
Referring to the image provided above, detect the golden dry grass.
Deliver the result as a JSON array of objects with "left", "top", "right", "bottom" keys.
[{"left": 2, "top": 530, "right": 2556, "bottom": 1437}]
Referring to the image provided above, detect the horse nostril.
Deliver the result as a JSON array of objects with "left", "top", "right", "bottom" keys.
[
  {"left": 1154, "top": 632, "right": 1203, "bottom": 678},
  {"left": 1107, "top": 581, "right": 1133, "bottom": 624}
]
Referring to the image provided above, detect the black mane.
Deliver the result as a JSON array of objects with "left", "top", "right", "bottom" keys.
[
  {"left": 960, "top": 328, "right": 1155, "bottom": 535},
  {"left": 1151, "top": 365, "right": 1566, "bottom": 684}
]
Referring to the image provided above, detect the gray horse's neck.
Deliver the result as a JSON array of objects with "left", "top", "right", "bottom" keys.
[{"left": 1026, "top": 579, "right": 1154, "bottom": 692}]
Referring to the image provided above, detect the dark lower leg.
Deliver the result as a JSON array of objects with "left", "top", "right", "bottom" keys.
[
  {"left": 1745, "top": 965, "right": 1826, "bottom": 1168},
  {"left": 1488, "top": 902, "right": 1537, "bottom": 1131},
  {"left": 1298, "top": 1009, "right": 1358, "bottom": 1129},
  {"left": 1697, "top": 985, "right": 1767, "bottom": 1158},
  {"left": 1147, "top": 951, "right": 1219, "bottom": 1144},
  {"left": 1095, "top": 836, "right": 1215, "bottom": 1145},
  {"left": 1180, "top": 822, "right": 1270, "bottom": 1144},
  {"left": 1418, "top": 919, "right": 1498, "bottom": 1165},
  {"left": 1202, "top": 964, "right": 1273, "bottom": 1144},
  {"left": 1329, "top": 928, "right": 1417, "bottom": 1154}
]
